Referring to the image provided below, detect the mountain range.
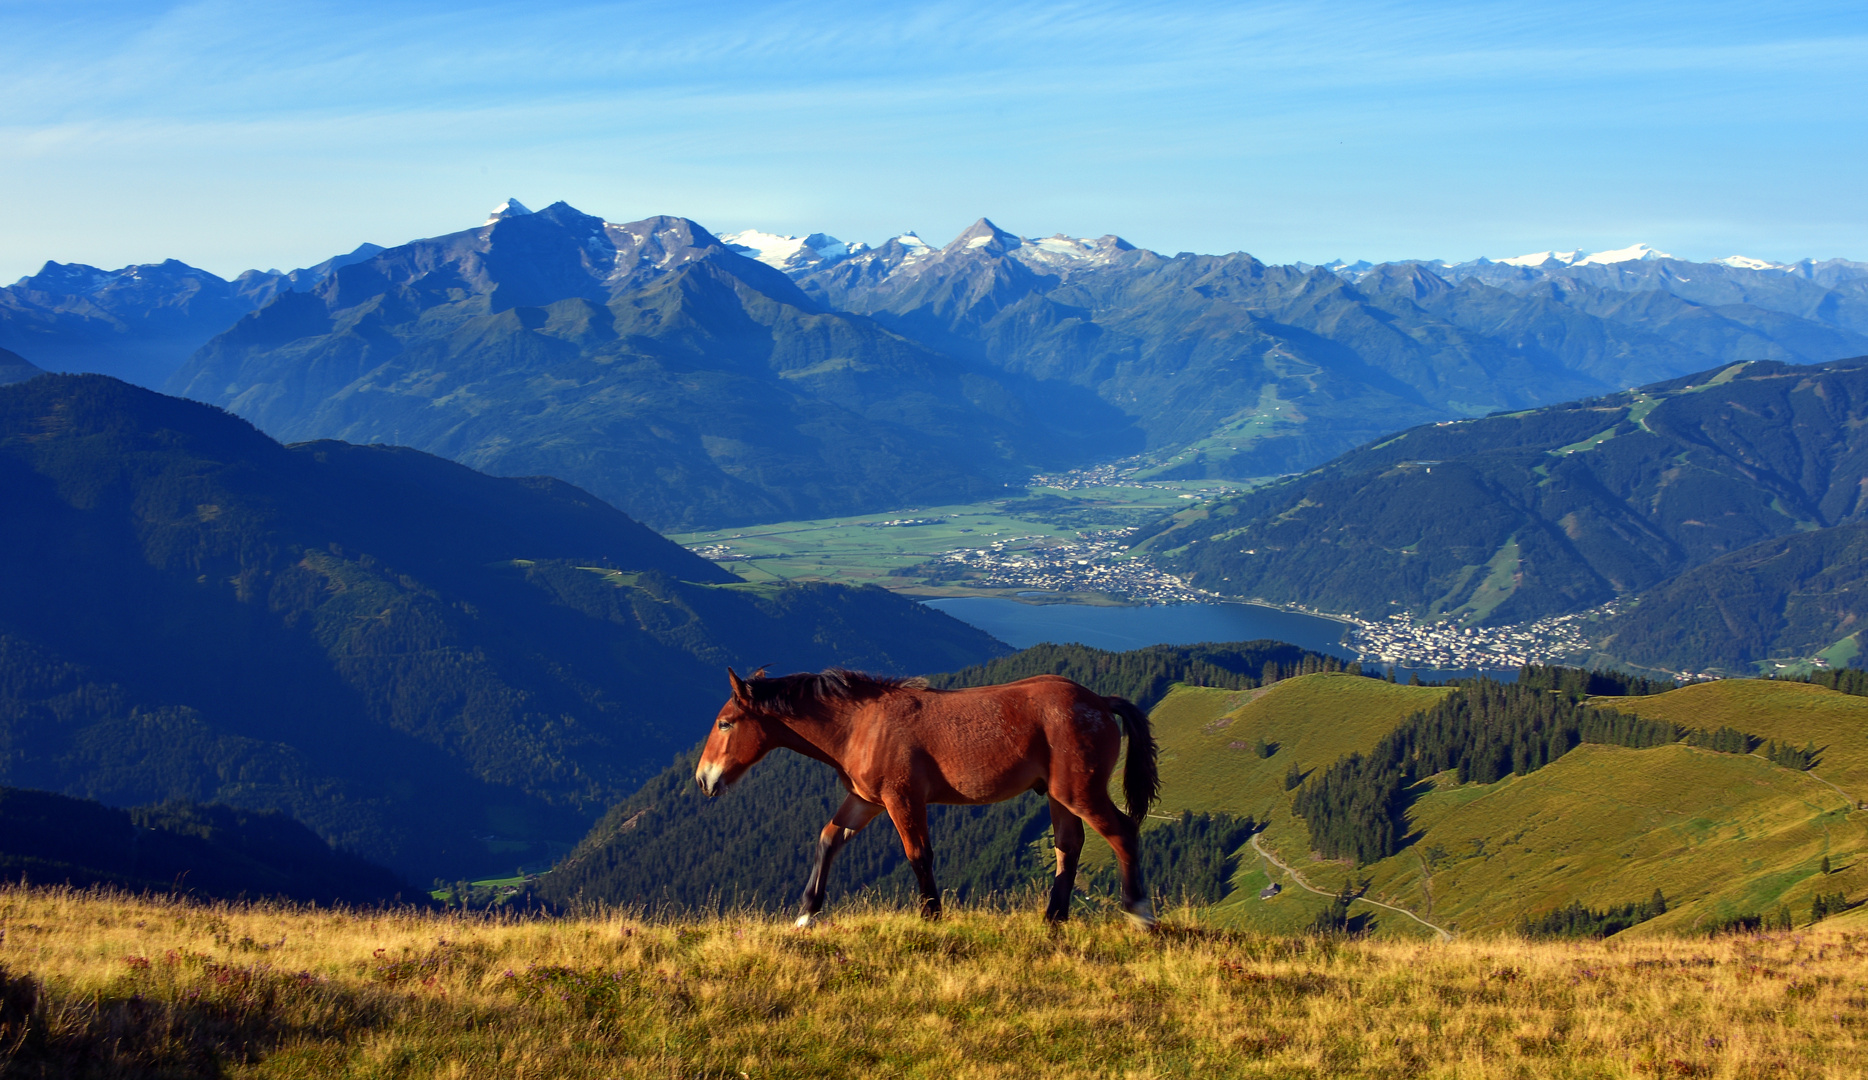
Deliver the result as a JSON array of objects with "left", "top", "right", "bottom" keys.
[
  {"left": 13, "top": 204, "right": 1867, "bottom": 531},
  {"left": 772, "top": 226, "right": 1868, "bottom": 479},
  {"left": 0, "top": 373, "right": 1006, "bottom": 881},
  {"left": 0, "top": 245, "right": 384, "bottom": 389},
  {"left": 165, "top": 203, "right": 1110, "bottom": 530}
]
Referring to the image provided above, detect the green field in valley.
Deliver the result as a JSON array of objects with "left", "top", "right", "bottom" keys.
[{"left": 667, "top": 479, "right": 1251, "bottom": 593}]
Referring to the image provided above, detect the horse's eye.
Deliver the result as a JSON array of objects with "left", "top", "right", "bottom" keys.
[{"left": 718, "top": 721, "right": 734, "bottom": 731}]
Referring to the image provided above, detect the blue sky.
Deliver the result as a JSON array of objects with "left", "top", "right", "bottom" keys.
[{"left": 2, "top": 0, "right": 1864, "bottom": 281}]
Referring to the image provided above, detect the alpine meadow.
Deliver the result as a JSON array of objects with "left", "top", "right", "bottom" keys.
[{"left": 6, "top": 2, "right": 1868, "bottom": 1077}]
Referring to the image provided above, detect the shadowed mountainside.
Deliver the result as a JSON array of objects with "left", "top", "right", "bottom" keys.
[
  {"left": 0, "top": 786, "right": 409, "bottom": 904},
  {"left": 0, "top": 374, "right": 1007, "bottom": 881}
]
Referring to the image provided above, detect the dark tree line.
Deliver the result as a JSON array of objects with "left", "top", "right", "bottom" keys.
[
  {"left": 1516, "top": 665, "right": 1678, "bottom": 698},
  {"left": 1764, "top": 739, "right": 1820, "bottom": 770},
  {"left": 1684, "top": 726, "right": 1753, "bottom": 754},
  {"left": 925, "top": 640, "right": 1368, "bottom": 712},
  {"left": 1787, "top": 668, "right": 1868, "bottom": 696},
  {"left": 1084, "top": 811, "right": 1258, "bottom": 907},
  {"left": 1811, "top": 890, "right": 1852, "bottom": 923},
  {"left": 1516, "top": 890, "right": 1667, "bottom": 939}
]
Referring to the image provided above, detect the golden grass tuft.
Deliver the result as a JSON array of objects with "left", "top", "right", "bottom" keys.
[{"left": 4, "top": 885, "right": 1868, "bottom": 1078}]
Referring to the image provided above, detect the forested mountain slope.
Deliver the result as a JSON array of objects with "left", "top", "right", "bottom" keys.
[
  {"left": 0, "top": 347, "right": 42, "bottom": 385},
  {"left": 169, "top": 204, "right": 1111, "bottom": 530},
  {"left": 0, "top": 786, "right": 408, "bottom": 904},
  {"left": 1597, "top": 522, "right": 1868, "bottom": 673},
  {"left": 1144, "top": 356, "right": 1868, "bottom": 628},
  {"left": 0, "top": 375, "right": 1006, "bottom": 881}
]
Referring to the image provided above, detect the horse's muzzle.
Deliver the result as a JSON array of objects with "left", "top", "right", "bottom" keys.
[{"left": 695, "top": 761, "right": 725, "bottom": 798}]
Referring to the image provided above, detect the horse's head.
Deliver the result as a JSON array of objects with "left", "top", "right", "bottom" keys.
[{"left": 695, "top": 668, "right": 779, "bottom": 797}]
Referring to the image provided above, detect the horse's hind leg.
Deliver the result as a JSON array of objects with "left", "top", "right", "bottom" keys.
[
  {"left": 882, "top": 796, "right": 941, "bottom": 919},
  {"left": 798, "top": 793, "right": 884, "bottom": 927},
  {"left": 1074, "top": 791, "right": 1155, "bottom": 929},
  {"left": 1045, "top": 796, "right": 1084, "bottom": 922}
]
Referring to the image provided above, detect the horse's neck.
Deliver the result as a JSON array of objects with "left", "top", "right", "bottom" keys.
[{"left": 773, "top": 708, "right": 850, "bottom": 767}]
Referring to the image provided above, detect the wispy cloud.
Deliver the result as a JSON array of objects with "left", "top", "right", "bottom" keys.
[{"left": 0, "top": 0, "right": 1863, "bottom": 277}]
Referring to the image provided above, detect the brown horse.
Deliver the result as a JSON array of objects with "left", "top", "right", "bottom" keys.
[{"left": 695, "top": 668, "right": 1160, "bottom": 927}]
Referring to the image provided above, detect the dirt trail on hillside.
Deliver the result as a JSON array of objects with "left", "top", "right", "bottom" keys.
[{"left": 1251, "top": 833, "right": 1454, "bottom": 941}]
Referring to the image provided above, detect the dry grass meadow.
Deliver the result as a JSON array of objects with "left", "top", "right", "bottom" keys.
[{"left": 3, "top": 885, "right": 1866, "bottom": 1079}]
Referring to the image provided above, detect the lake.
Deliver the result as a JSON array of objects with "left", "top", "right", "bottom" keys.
[{"left": 922, "top": 597, "right": 1354, "bottom": 657}]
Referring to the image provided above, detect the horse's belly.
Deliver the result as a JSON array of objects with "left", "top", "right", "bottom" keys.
[{"left": 924, "top": 752, "right": 1045, "bottom": 805}]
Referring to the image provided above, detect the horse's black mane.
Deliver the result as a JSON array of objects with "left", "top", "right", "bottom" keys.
[{"left": 745, "top": 668, "right": 928, "bottom": 716}]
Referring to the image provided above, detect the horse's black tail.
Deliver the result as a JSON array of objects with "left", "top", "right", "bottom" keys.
[{"left": 1108, "top": 697, "right": 1160, "bottom": 825}]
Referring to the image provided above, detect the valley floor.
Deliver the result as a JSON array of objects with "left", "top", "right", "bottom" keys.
[{"left": 3, "top": 886, "right": 1865, "bottom": 1078}]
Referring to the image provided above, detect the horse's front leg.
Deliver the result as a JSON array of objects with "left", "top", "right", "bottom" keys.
[
  {"left": 1045, "top": 796, "right": 1084, "bottom": 922},
  {"left": 798, "top": 793, "right": 884, "bottom": 927},
  {"left": 882, "top": 796, "right": 941, "bottom": 919}
]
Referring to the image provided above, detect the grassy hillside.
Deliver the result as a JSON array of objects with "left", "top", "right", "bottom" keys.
[
  {"left": 1149, "top": 674, "right": 1455, "bottom": 824},
  {"left": 1587, "top": 679, "right": 1868, "bottom": 801},
  {"left": 1143, "top": 674, "right": 1455, "bottom": 934},
  {"left": 6, "top": 887, "right": 1868, "bottom": 1079},
  {"left": 1362, "top": 743, "right": 1865, "bottom": 936},
  {"left": 1144, "top": 672, "right": 1868, "bottom": 941}
]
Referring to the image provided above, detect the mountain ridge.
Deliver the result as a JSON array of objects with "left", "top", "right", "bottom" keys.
[
  {"left": 1141, "top": 355, "right": 1868, "bottom": 645},
  {"left": 168, "top": 202, "right": 1114, "bottom": 530}
]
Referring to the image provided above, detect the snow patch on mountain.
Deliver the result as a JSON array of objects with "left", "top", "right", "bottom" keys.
[
  {"left": 1576, "top": 243, "right": 1673, "bottom": 266},
  {"left": 1715, "top": 255, "right": 1789, "bottom": 271},
  {"left": 484, "top": 198, "right": 533, "bottom": 225},
  {"left": 721, "top": 230, "right": 861, "bottom": 271},
  {"left": 1499, "top": 250, "right": 1585, "bottom": 267},
  {"left": 1495, "top": 243, "right": 1674, "bottom": 268}
]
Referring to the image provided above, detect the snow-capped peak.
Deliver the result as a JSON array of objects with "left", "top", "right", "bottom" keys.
[
  {"left": 1714, "top": 255, "right": 1789, "bottom": 271},
  {"left": 719, "top": 229, "right": 860, "bottom": 271},
  {"left": 1499, "top": 249, "right": 1584, "bottom": 267},
  {"left": 1575, "top": 243, "right": 1673, "bottom": 266},
  {"left": 1497, "top": 243, "right": 1673, "bottom": 268},
  {"left": 484, "top": 198, "right": 533, "bottom": 225}
]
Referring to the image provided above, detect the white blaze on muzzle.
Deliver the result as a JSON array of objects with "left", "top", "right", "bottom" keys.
[{"left": 696, "top": 760, "right": 726, "bottom": 796}]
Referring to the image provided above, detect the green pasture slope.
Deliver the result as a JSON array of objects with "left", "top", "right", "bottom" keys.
[
  {"left": 1143, "top": 674, "right": 1454, "bottom": 934},
  {"left": 1143, "top": 673, "right": 1868, "bottom": 939}
]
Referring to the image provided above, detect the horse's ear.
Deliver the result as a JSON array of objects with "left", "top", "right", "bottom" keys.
[{"left": 727, "top": 667, "right": 752, "bottom": 703}]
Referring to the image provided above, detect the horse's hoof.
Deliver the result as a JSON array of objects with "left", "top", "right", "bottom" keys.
[
  {"left": 794, "top": 914, "right": 814, "bottom": 929},
  {"left": 1125, "top": 900, "right": 1157, "bottom": 930}
]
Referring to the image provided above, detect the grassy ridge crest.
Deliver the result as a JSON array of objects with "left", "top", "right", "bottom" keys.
[{"left": 4, "top": 886, "right": 1867, "bottom": 1078}]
